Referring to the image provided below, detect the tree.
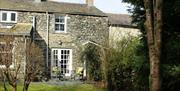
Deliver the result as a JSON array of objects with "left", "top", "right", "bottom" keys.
[
  {"left": 106, "top": 35, "right": 144, "bottom": 91},
  {"left": 0, "top": 36, "right": 21, "bottom": 91},
  {"left": 23, "top": 42, "right": 44, "bottom": 91},
  {"left": 143, "top": 0, "right": 163, "bottom": 91},
  {"left": 122, "top": 0, "right": 163, "bottom": 90},
  {"left": 161, "top": 0, "right": 180, "bottom": 91},
  {"left": 81, "top": 43, "right": 103, "bottom": 81},
  {"left": 0, "top": 36, "right": 44, "bottom": 91},
  {"left": 123, "top": 0, "right": 180, "bottom": 91}
]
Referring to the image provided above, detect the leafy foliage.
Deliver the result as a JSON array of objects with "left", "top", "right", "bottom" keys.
[
  {"left": 122, "top": 0, "right": 180, "bottom": 91},
  {"left": 107, "top": 36, "right": 149, "bottom": 91},
  {"left": 81, "top": 43, "right": 103, "bottom": 81}
]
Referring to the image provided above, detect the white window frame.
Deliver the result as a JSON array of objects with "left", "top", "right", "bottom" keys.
[
  {"left": 51, "top": 48, "right": 72, "bottom": 77},
  {"left": 0, "top": 42, "right": 14, "bottom": 68},
  {"left": 54, "top": 15, "right": 67, "bottom": 33},
  {"left": 0, "top": 11, "right": 17, "bottom": 23}
]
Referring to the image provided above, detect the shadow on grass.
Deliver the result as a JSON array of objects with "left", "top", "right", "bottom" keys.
[{"left": 0, "top": 82, "right": 107, "bottom": 91}]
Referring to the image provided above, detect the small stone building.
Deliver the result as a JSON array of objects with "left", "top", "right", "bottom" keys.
[
  {"left": 107, "top": 13, "right": 141, "bottom": 45},
  {"left": 0, "top": 0, "right": 109, "bottom": 78}
]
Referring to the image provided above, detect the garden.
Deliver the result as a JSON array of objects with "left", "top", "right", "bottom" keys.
[{"left": 0, "top": 82, "right": 107, "bottom": 91}]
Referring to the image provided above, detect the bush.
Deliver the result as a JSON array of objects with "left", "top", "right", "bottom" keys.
[
  {"left": 82, "top": 43, "right": 103, "bottom": 81},
  {"left": 107, "top": 36, "right": 149, "bottom": 91}
]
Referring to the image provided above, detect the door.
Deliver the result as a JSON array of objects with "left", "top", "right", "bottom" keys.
[{"left": 52, "top": 49, "right": 72, "bottom": 77}]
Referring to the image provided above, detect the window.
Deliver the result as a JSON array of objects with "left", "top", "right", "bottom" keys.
[
  {"left": 2, "top": 13, "right": 7, "bottom": 21},
  {"left": 11, "top": 13, "right": 16, "bottom": 21},
  {"left": 55, "top": 16, "right": 67, "bottom": 33},
  {"left": 52, "top": 49, "right": 72, "bottom": 76},
  {"left": 0, "top": 11, "right": 17, "bottom": 23}
]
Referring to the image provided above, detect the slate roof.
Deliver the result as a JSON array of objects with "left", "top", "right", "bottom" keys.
[
  {"left": 0, "top": 23, "right": 32, "bottom": 36},
  {"left": 0, "top": 0, "right": 106, "bottom": 16},
  {"left": 107, "top": 13, "right": 136, "bottom": 27}
]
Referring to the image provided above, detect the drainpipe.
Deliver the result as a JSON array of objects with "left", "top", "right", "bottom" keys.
[
  {"left": 46, "top": 12, "right": 49, "bottom": 69},
  {"left": 24, "top": 36, "right": 27, "bottom": 77},
  {"left": 32, "top": 16, "right": 36, "bottom": 41}
]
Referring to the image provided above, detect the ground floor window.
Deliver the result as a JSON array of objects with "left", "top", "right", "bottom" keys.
[{"left": 51, "top": 49, "right": 72, "bottom": 76}]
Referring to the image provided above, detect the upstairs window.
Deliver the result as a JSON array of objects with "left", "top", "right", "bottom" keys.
[
  {"left": 11, "top": 13, "right": 16, "bottom": 22},
  {"left": 55, "top": 16, "right": 67, "bottom": 33},
  {"left": 2, "top": 13, "right": 7, "bottom": 21},
  {"left": 0, "top": 11, "right": 17, "bottom": 23}
]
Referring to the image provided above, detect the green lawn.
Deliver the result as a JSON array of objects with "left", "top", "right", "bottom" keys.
[{"left": 0, "top": 82, "right": 107, "bottom": 91}]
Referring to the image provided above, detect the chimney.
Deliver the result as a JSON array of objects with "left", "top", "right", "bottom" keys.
[
  {"left": 34, "top": 0, "right": 46, "bottom": 3},
  {"left": 86, "top": 0, "right": 94, "bottom": 6}
]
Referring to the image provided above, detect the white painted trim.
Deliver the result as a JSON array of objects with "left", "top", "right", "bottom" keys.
[
  {"left": 54, "top": 15, "right": 68, "bottom": 33},
  {"left": 69, "top": 49, "right": 73, "bottom": 77},
  {"left": 0, "top": 11, "right": 17, "bottom": 23},
  {"left": 82, "top": 40, "right": 108, "bottom": 49},
  {"left": 51, "top": 48, "right": 73, "bottom": 77}
]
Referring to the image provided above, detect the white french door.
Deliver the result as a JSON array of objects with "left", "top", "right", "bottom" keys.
[{"left": 51, "top": 49, "right": 72, "bottom": 76}]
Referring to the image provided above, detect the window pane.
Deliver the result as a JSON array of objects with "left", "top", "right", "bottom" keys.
[
  {"left": 53, "top": 50, "right": 55, "bottom": 54},
  {"left": 55, "top": 18, "right": 60, "bottom": 22},
  {"left": 55, "top": 60, "right": 58, "bottom": 66},
  {"left": 53, "top": 50, "right": 58, "bottom": 55},
  {"left": 56, "top": 50, "right": 58, "bottom": 54},
  {"left": 55, "top": 55, "right": 58, "bottom": 59},
  {"left": 55, "top": 24, "right": 60, "bottom": 31},
  {"left": 64, "top": 60, "right": 67, "bottom": 63},
  {"left": 61, "top": 55, "right": 63, "bottom": 59},
  {"left": 67, "top": 50, "right": 69, "bottom": 54},
  {"left": 59, "top": 17, "right": 64, "bottom": 23},
  {"left": 67, "top": 55, "right": 69, "bottom": 59},
  {"left": 11, "top": 13, "right": 16, "bottom": 21},
  {"left": 64, "top": 50, "right": 67, "bottom": 54},
  {"left": 60, "top": 24, "right": 64, "bottom": 31},
  {"left": 66, "top": 69, "right": 69, "bottom": 73},
  {"left": 64, "top": 55, "right": 67, "bottom": 59},
  {"left": 61, "top": 50, "right": 64, "bottom": 54},
  {"left": 2, "top": 13, "right": 7, "bottom": 21}
]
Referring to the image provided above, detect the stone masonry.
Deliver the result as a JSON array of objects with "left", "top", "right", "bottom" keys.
[{"left": 14, "top": 11, "right": 109, "bottom": 77}]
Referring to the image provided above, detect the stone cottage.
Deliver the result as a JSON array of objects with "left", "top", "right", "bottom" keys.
[
  {"left": 0, "top": 0, "right": 108, "bottom": 79},
  {"left": 107, "top": 13, "right": 140, "bottom": 45}
]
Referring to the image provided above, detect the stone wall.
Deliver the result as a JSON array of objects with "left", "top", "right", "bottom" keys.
[
  {"left": 13, "top": 36, "right": 27, "bottom": 78},
  {"left": 15, "top": 11, "right": 109, "bottom": 76},
  {"left": 109, "top": 26, "right": 141, "bottom": 46},
  {"left": 0, "top": 35, "right": 28, "bottom": 79},
  {"left": 49, "top": 15, "right": 109, "bottom": 70}
]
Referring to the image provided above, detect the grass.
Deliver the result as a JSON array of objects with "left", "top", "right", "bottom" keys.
[{"left": 0, "top": 82, "right": 107, "bottom": 91}]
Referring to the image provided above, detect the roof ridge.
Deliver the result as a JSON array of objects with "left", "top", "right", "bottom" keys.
[
  {"left": 48, "top": 1, "right": 87, "bottom": 6},
  {"left": 0, "top": 0, "right": 106, "bottom": 16},
  {"left": 106, "top": 13, "right": 130, "bottom": 16}
]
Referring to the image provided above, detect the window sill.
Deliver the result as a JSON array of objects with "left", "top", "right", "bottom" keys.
[
  {"left": 0, "top": 21, "right": 17, "bottom": 24},
  {"left": 53, "top": 31, "right": 67, "bottom": 34},
  {"left": 0, "top": 65, "right": 14, "bottom": 69}
]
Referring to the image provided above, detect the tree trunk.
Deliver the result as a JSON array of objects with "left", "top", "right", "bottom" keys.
[
  {"left": 3, "top": 77, "right": 8, "bottom": 91},
  {"left": 144, "top": 0, "right": 163, "bottom": 91},
  {"left": 23, "top": 83, "right": 30, "bottom": 91},
  {"left": 23, "top": 75, "right": 31, "bottom": 91},
  {"left": 13, "top": 85, "right": 17, "bottom": 91}
]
